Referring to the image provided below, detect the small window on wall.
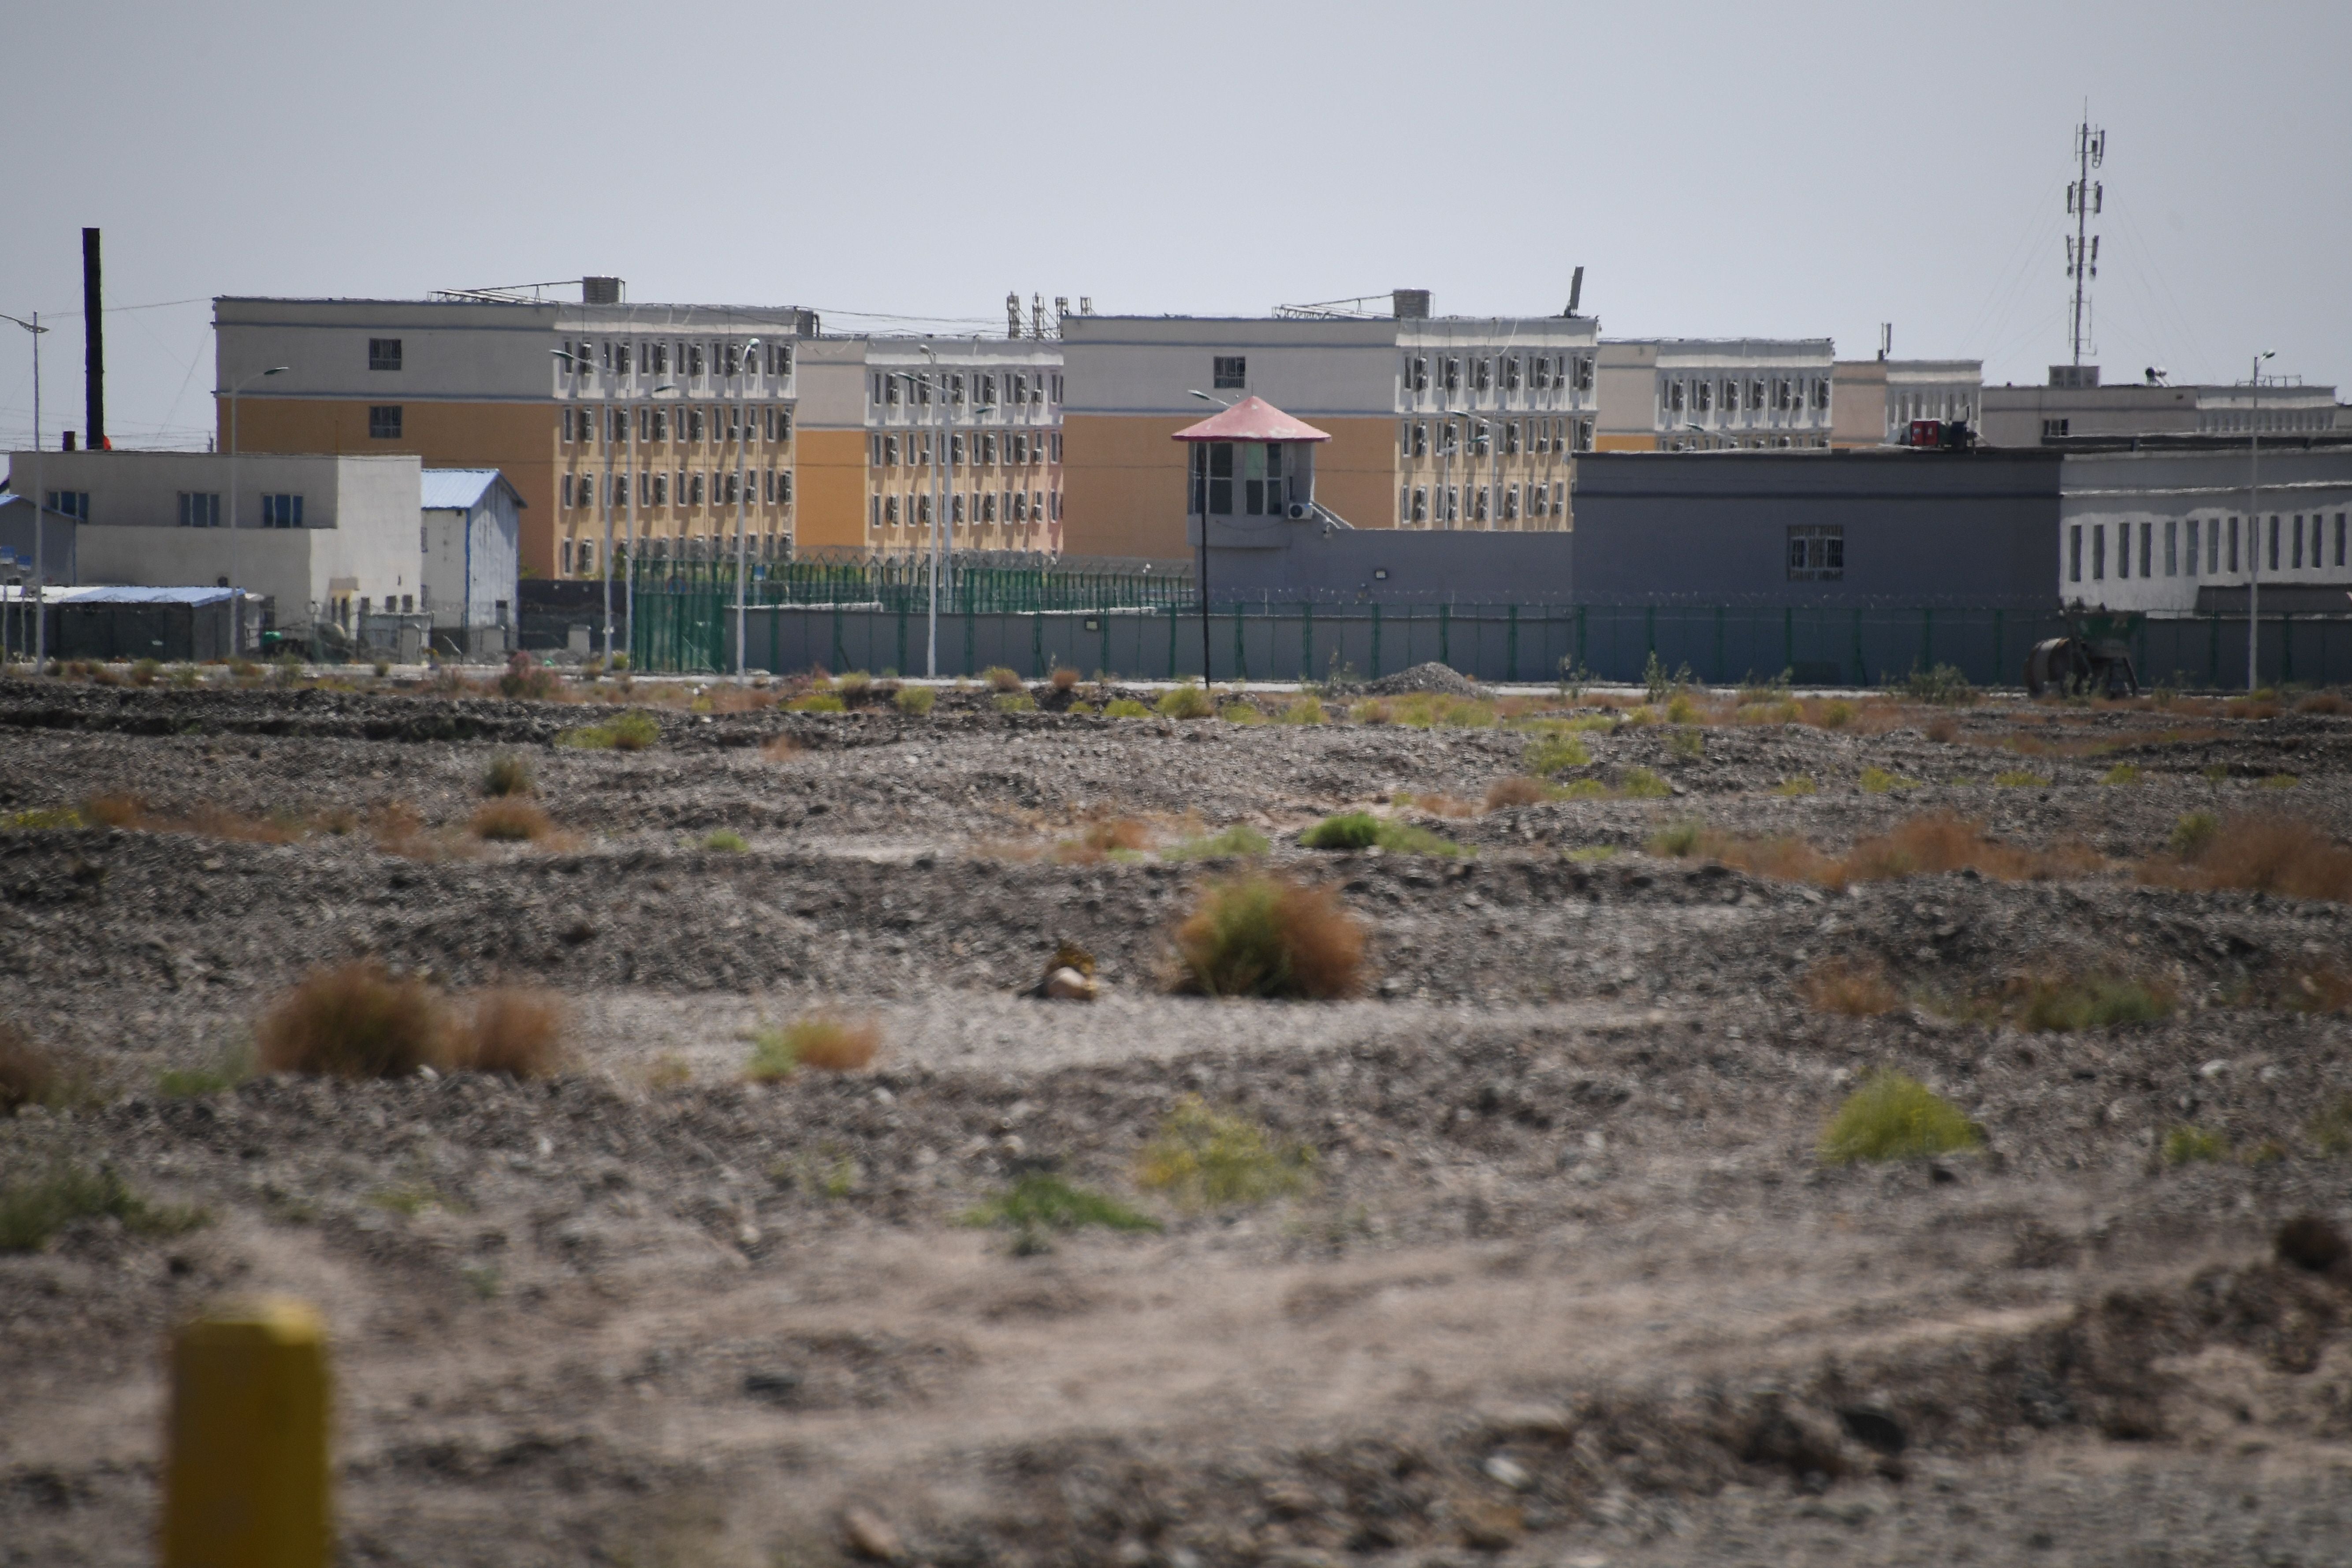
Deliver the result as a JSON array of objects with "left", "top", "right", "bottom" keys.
[
  {"left": 368, "top": 338, "right": 402, "bottom": 371},
  {"left": 2188, "top": 518, "right": 2201, "bottom": 576},
  {"left": 1788, "top": 524, "right": 1843, "bottom": 581},
  {"left": 1411, "top": 487, "right": 1428, "bottom": 524},
  {"left": 2092, "top": 523, "right": 2106, "bottom": 580},
  {"left": 2338, "top": 513, "right": 2347, "bottom": 567},
  {"left": 368, "top": 406, "right": 403, "bottom": 439},
  {"left": 177, "top": 492, "right": 220, "bottom": 527},
  {"left": 261, "top": 494, "right": 304, "bottom": 529},
  {"left": 1212, "top": 356, "right": 1246, "bottom": 390}
]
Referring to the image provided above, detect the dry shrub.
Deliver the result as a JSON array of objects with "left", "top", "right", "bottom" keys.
[
  {"left": 183, "top": 804, "right": 301, "bottom": 844},
  {"left": 2140, "top": 814, "right": 2352, "bottom": 901},
  {"left": 1924, "top": 715, "right": 1959, "bottom": 744},
  {"left": 2295, "top": 691, "right": 2350, "bottom": 715},
  {"left": 456, "top": 988, "right": 567, "bottom": 1077},
  {"left": 1484, "top": 775, "right": 1548, "bottom": 810},
  {"left": 1407, "top": 792, "right": 1478, "bottom": 819},
  {"left": 1802, "top": 957, "right": 1902, "bottom": 1016},
  {"left": 82, "top": 792, "right": 144, "bottom": 828},
  {"left": 0, "top": 1021, "right": 59, "bottom": 1114},
  {"left": 704, "top": 685, "right": 775, "bottom": 714},
  {"left": 470, "top": 799, "right": 552, "bottom": 842},
  {"left": 1172, "top": 875, "right": 1364, "bottom": 1000},
  {"left": 760, "top": 733, "right": 801, "bottom": 761},
  {"left": 1084, "top": 817, "right": 1151, "bottom": 852},
  {"left": 1667, "top": 810, "right": 2099, "bottom": 891},
  {"left": 1050, "top": 666, "right": 1080, "bottom": 692},
  {"left": 746, "top": 1017, "right": 880, "bottom": 1079},
  {"left": 983, "top": 665, "right": 1024, "bottom": 693},
  {"left": 257, "top": 962, "right": 449, "bottom": 1078}
]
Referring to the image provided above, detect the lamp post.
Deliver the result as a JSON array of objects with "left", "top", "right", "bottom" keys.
[
  {"left": 2248, "top": 349, "right": 2275, "bottom": 693},
  {"left": 1, "top": 311, "right": 47, "bottom": 668},
  {"left": 226, "top": 365, "right": 290, "bottom": 655},
  {"left": 1187, "top": 388, "right": 1232, "bottom": 682},
  {"left": 734, "top": 336, "right": 759, "bottom": 678}
]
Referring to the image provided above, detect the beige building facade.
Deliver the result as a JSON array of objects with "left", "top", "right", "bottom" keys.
[
  {"left": 1830, "top": 358, "right": 1984, "bottom": 447},
  {"left": 1594, "top": 339, "right": 1836, "bottom": 452},
  {"left": 214, "top": 291, "right": 817, "bottom": 580},
  {"left": 794, "top": 338, "right": 1064, "bottom": 557},
  {"left": 1060, "top": 303, "right": 1597, "bottom": 560}
]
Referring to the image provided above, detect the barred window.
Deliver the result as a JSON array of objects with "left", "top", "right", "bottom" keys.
[
  {"left": 368, "top": 405, "right": 402, "bottom": 439},
  {"left": 368, "top": 338, "right": 402, "bottom": 371},
  {"left": 1787, "top": 525, "right": 1843, "bottom": 581}
]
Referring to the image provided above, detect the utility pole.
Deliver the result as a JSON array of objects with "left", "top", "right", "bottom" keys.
[
  {"left": 2065, "top": 111, "right": 2105, "bottom": 371},
  {"left": 2248, "top": 350, "right": 2275, "bottom": 692}
]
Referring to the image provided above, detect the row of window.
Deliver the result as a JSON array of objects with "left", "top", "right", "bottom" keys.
[
  {"left": 561, "top": 403, "right": 793, "bottom": 446},
  {"left": 2069, "top": 512, "right": 2352, "bottom": 583},
  {"left": 42, "top": 490, "right": 89, "bottom": 520},
  {"left": 1399, "top": 481, "right": 1569, "bottom": 526},
  {"left": 561, "top": 339, "right": 793, "bottom": 380},
  {"left": 1893, "top": 391, "right": 1975, "bottom": 427},
  {"left": 871, "top": 430, "right": 1060, "bottom": 467},
  {"left": 870, "top": 491, "right": 1060, "bottom": 528},
  {"left": 1190, "top": 441, "right": 1293, "bottom": 518},
  {"left": 563, "top": 533, "right": 794, "bottom": 575},
  {"left": 562, "top": 470, "right": 793, "bottom": 509},
  {"left": 1399, "top": 352, "right": 1595, "bottom": 399},
  {"left": 871, "top": 369, "right": 1060, "bottom": 409},
  {"left": 1401, "top": 416, "right": 1594, "bottom": 460},
  {"left": 2201, "top": 410, "right": 2337, "bottom": 434},
  {"left": 1665, "top": 375, "right": 1829, "bottom": 418},
  {"left": 166, "top": 491, "right": 304, "bottom": 528}
]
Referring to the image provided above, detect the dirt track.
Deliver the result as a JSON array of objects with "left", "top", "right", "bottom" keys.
[{"left": 5, "top": 667, "right": 2352, "bottom": 1566}]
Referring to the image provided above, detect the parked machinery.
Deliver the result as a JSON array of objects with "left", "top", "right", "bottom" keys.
[{"left": 2025, "top": 610, "right": 2141, "bottom": 698}]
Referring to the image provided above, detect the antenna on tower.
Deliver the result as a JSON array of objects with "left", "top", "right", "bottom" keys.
[{"left": 2064, "top": 108, "right": 2106, "bottom": 372}]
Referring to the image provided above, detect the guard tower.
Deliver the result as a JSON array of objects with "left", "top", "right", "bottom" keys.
[{"left": 1173, "top": 396, "right": 1333, "bottom": 532}]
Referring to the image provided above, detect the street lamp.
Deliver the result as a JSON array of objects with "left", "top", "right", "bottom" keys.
[
  {"left": 2248, "top": 349, "right": 2275, "bottom": 693},
  {"left": 1187, "top": 388, "right": 1231, "bottom": 681},
  {"left": 1, "top": 311, "right": 48, "bottom": 669},
  {"left": 734, "top": 336, "right": 759, "bottom": 678},
  {"left": 225, "top": 364, "right": 290, "bottom": 654}
]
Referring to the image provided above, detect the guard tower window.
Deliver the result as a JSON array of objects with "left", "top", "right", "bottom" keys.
[
  {"left": 1212, "top": 356, "right": 1247, "bottom": 390},
  {"left": 368, "top": 338, "right": 402, "bottom": 371},
  {"left": 368, "top": 406, "right": 403, "bottom": 439},
  {"left": 1788, "top": 525, "right": 1843, "bottom": 581}
]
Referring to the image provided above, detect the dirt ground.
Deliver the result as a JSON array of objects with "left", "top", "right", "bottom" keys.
[{"left": 5, "top": 665, "right": 2352, "bottom": 1567}]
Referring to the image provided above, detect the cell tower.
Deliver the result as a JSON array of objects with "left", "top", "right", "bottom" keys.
[{"left": 2065, "top": 111, "right": 2105, "bottom": 369}]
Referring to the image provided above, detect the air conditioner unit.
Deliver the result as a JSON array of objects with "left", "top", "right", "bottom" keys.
[{"left": 1287, "top": 503, "right": 1309, "bottom": 520}]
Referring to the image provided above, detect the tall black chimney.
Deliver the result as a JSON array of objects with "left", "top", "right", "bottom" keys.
[{"left": 82, "top": 228, "right": 105, "bottom": 451}]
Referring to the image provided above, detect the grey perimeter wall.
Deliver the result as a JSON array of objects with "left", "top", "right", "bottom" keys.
[
  {"left": 1571, "top": 449, "right": 2065, "bottom": 608},
  {"left": 714, "top": 601, "right": 2351, "bottom": 690}
]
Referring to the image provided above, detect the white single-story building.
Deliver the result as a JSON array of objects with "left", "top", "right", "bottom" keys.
[
  {"left": 420, "top": 468, "right": 523, "bottom": 654},
  {"left": 3, "top": 449, "right": 425, "bottom": 640}
]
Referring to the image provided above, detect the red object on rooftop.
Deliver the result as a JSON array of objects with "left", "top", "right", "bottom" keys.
[{"left": 1171, "top": 395, "right": 1331, "bottom": 444}]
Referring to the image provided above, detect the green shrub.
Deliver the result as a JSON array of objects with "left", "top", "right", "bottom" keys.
[
  {"left": 1905, "top": 663, "right": 1976, "bottom": 705},
  {"left": 1738, "top": 669, "right": 1794, "bottom": 704},
  {"left": 1275, "top": 695, "right": 1327, "bottom": 725},
  {"left": 0, "top": 1165, "right": 210, "bottom": 1252},
  {"left": 1642, "top": 651, "right": 1692, "bottom": 704},
  {"left": 1104, "top": 698, "right": 1152, "bottom": 719},
  {"left": 837, "top": 670, "right": 872, "bottom": 696},
  {"left": 1157, "top": 682, "right": 1214, "bottom": 720},
  {"left": 1669, "top": 728, "right": 1705, "bottom": 760},
  {"left": 1994, "top": 770, "right": 2049, "bottom": 788},
  {"left": 2163, "top": 1124, "right": 2232, "bottom": 1165},
  {"left": 2262, "top": 774, "right": 2300, "bottom": 790},
  {"left": 1523, "top": 733, "right": 1592, "bottom": 775},
  {"left": 1162, "top": 824, "right": 1272, "bottom": 861},
  {"left": 1776, "top": 776, "right": 1816, "bottom": 797},
  {"left": 1665, "top": 693, "right": 1701, "bottom": 725},
  {"left": 2170, "top": 811, "right": 2221, "bottom": 857},
  {"left": 156, "top": 1043, "right": 256, "bottom": 1099},
  {"left": 1171, "top": 875, "right": 1363, "bottom": 999},
  {"left": 962, "top": 1173, "right": 1161, "bottom": 1253},
  {"left": 483, "top": 754, "right": 534, "bottom": 797},
  {"left": 2016, "top": 976, "right": 2172, "bottom": 1032},
  {"left": 1135, "top": 1095, "right": 1314, "bottom": 1209},
  {"left": 2305, "top": 1097, "right": 2352, "bottom": 1155},
  {"left": 789, "top": 691, "right": 847, "bottom": 713},
  {"left": 2102, "top": 763, "right": 2143, "bottom": 786},
  {"left": 995, "top": 691, "right": 1035, "bottom": 714},
  {"left": 1649, "top": 821, "right": 1705, "bottom": 857},
  {"left": 1861, "top": 766, "right": 1922, "bottom": 793},
  {"left": 1554, "top": 778, "right": 1611, "bottom": 799},
  {"left": 982, "top": 665, "right": 1023, "bottom": 693},
  {"left": 1300, "top": 811, "right": 1461, "bottom": 856},
  {"left": 1620, "top": 767, "right": 1672, "bottom": 799},
  {"left": 893, "top": 684, "right": 937, "bottom": 715},
  {"left": 560, "top": 710, "right": 660, "bottom": 750},
  {"left": 1219, "top": 702, "right": 1266, "bottom": 725},
  {"left": 1818, "top": 700, "right": 1857, "bottom": 728},
  {"left": 1565, "top": 844, "right": 1618, "bottom": 862},
  {"left": 1820, "top": 1070, "right": 1982, "bottom": 1163},
  {"left": 703, "top": 829, "right": 748, "bottom": 853}
]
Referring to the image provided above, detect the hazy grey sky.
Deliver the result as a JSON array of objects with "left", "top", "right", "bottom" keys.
[{"left": 4, "top": 0, "right": 2347, "bottom": 449}]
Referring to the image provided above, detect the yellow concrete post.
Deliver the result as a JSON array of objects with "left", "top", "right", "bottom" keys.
[{"left": 162, "top": 1299, "right": 331, "bottom": 1568}]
